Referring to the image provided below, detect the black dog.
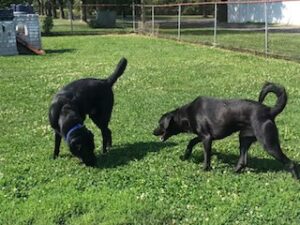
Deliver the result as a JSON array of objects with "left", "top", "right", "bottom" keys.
[
  {"left": 49, "top": 58, "right": 127, "bottom": 166},
  {"left": 153, "top": 82, "right": 299, "bottom": 179}
]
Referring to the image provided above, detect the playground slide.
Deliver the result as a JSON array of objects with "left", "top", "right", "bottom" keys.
[{"left": 16, "top": 35, "right": 45, "bottom": 55}]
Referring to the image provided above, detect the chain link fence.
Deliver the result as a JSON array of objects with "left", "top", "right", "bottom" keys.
[
  {"left": 50, "top": 1, "right": 300, "bottom": 61},
  {"left": 132, "top": 0, "right": 300, "bottom": 61}
]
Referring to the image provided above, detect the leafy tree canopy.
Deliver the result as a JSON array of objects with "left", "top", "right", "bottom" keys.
[
  {"left": 0, "top": 0, "right": 28, "bottom": 9},
  {"left": 143, "top": 0, "right": 208, "bottom": 4}
]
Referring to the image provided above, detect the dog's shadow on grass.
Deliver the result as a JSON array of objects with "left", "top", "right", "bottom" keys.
[
  {"left": 95, "top": 141, "right": 176, "bottom": 169},
  {"left": 44, "top": 49, "right": 76, "bottom": 54},
  {"left": 191, "top": 151, "right": 285, "bottom": 173}
]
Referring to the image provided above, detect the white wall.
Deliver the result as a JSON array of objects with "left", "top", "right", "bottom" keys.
[{"left": 228, "top": 1, "right": 300, "bottom": 25}]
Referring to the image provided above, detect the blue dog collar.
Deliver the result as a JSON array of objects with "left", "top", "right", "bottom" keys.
[{"left": 65, "top": 124, "right": 84, "bottom": 143}]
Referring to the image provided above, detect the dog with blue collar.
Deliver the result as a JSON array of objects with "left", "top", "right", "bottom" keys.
[{"left": 49, "top": 58, "right": 127, "bottom": 166}]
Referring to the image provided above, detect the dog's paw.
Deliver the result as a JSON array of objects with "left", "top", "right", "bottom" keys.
[
  {"left": 203, "top": 165, "right": 212, "bottom": 171},
  {"left": 102, "top": 148, "right": 108, "bottom": 154},
  {"left": 235, "top": 164, "right": 246, "bottom": 173}
]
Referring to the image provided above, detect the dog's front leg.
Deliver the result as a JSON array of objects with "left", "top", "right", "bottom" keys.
[
  {"left": 53, "top": 132, "right": 61, "bottom": 159},
  {"left": 180, "top": 137, "right": 201, "bottom": 160},
  {"left": 202, "top": 137, "right": 212, "bottom": 171}
]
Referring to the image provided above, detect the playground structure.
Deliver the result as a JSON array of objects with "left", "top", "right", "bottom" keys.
[
  {"left": 0, "top": 5, "right": 44, "bottom": 56},
  {"left": 0, "top": 9, "right": 18, "bottom": 55}
]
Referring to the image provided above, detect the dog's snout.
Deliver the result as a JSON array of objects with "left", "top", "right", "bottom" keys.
[{"left": 153, "top": 127, "right": 162, "bottom": 136}]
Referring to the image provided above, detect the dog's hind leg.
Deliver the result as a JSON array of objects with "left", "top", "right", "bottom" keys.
[
  {"left": 53, "top": 132, "right": 62, "bottom": 159},
  {"left": 90, "top": 115, "right": 112, "bottom": 154},
  {"left": 235, "top": 134, "right": 256, "bottom": 173},
  {"left": 100, "top": 127, "right": 112, "bottom": 153},
  {"left": 255, "top": 120, "right": 299, "bottom": 179},
  {"left": 202, "top": 136, "right": 212, "bottom": 171},
  {"left": 180, "top": 137, "right": 201, "bottom": 160}
]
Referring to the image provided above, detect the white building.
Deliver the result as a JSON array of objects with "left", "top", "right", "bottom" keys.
[{"left": 228, "top": 0, "right": 300, "bottom": 25}]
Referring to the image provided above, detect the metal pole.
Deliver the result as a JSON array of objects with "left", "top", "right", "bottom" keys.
[
  {"left": 214, "top": 3, "right": 217, "bottom": 45},
  {"left": 264, "top": 1, "right": 268, "bottom": 55},
  {"left": 132, "top": 1, "right": 136, "bottom": 32},
  {"left": 152, "top": 5, "right": 155, "bottom": 35},
  {"left": 178, "top": 4, "right": 181, "bottom": 40}
]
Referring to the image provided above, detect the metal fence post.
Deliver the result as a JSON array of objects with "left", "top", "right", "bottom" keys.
[
  {"left": 214, "top": 3, "right": 217, "bottom": 45},
  {"left": 178, "top": 4, "right": 181, "bottom": 40},
  {"left": 264, "top": 1, "right": 269, "bottom": 55},
  {"left": 152, "top": 5, "right": 155, "bottom": 35},
  {"left": 132, "top": 1, "right": 136, "bottom": 32}
]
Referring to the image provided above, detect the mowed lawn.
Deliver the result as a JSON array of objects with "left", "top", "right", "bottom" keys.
[
  {"left": 159, "top": 28, "right": 300, "bottom": 59},
  {"left": 1, "top": 35, "right": 300, "bottom": 225}
]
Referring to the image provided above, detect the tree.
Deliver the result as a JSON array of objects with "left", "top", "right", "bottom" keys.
[
  {"left": 36, "top": 0, "right": 45, "bottom": 15},
  {"left": 45, "top": 0, "right": 52, "bottom": 16},
  {"left": 50, "top": 0, "right": 57, "bottom": 18},
  {"left": 81, "top": 0, "right": 87, "bottom": 22},
  {"left": 0, "top": 0, "right": 24, "bottom": 8},
  {"left": 58, "top": 0, "right": 65, "bottom": 19}
]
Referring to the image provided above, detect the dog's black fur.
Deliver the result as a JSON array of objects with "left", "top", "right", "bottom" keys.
[
  {"left": 153, "top": 82, "right": 299, "bottom": 179},
  {"left": 49, "top": 58, "right": 127, "bottom": 166}
]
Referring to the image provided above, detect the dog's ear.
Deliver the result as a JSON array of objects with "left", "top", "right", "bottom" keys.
[
  {"left": 163, "top": 114, "right": 174, "bottom": 129},
  {"left": 180, "top": 119, "right": 190, "bottom": 131},
  {"left": 87, "top": 130, "right": 94, "bottom": 140},
  {"left": 86, "top": 129, "right": 93, "bottom": 136},
  {"left": 69, "top": 139, "right": 81, "bottom": 156},
  {"left": 75, "top": 144, "right": 81, "bottom": 151}
]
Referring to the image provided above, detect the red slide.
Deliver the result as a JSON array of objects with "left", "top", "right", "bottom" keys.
[{"left": 16, "top": 35, "right": 45, "bottom": 55}]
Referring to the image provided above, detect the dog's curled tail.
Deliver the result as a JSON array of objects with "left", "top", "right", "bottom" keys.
[
  {"left": 107, "top": 57, "right": 127, "bottom": 86},
  {"left": 258, "top": 82, "right": 287, "bottom": 117}
]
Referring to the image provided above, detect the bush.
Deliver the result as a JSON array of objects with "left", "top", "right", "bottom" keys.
[
  {"left": 88, "top": 19, "right": 99, "bottom": 28},
  {"left": 42, "top": 16, "right": 53, "bottom": 34}
]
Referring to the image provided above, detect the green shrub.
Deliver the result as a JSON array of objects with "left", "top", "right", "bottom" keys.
[
  {"left": 42, "top": 16, "right": 53, "bottom": 34},
  {"left": 88, "top": 19, "right": 99, "bottom": 28}
]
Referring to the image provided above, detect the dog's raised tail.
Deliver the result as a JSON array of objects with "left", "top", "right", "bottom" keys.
[
  {"left": 258, "top": 82, "right": 287, "bottom": 117},
  {"left": 107, "top": 57, "right": 127, "bottom": 86}
]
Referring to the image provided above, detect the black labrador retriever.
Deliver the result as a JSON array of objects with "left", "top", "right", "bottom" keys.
[
  {"left": 49, "top": 58, "right": 127, "bottom": 166},
  {"left": 153, "top": 82, "right": 299, "bottom": 179}
]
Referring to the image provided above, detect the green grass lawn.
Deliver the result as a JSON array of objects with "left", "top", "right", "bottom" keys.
[
  {"left": 1, "top": 35, "right": 300, "bottom": 225},
  {"left": 45, "top": 18, "right": 300, "bottom": 60},
  {"left": 158, "top": 28, "right": 300, "bottom": 60}
]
